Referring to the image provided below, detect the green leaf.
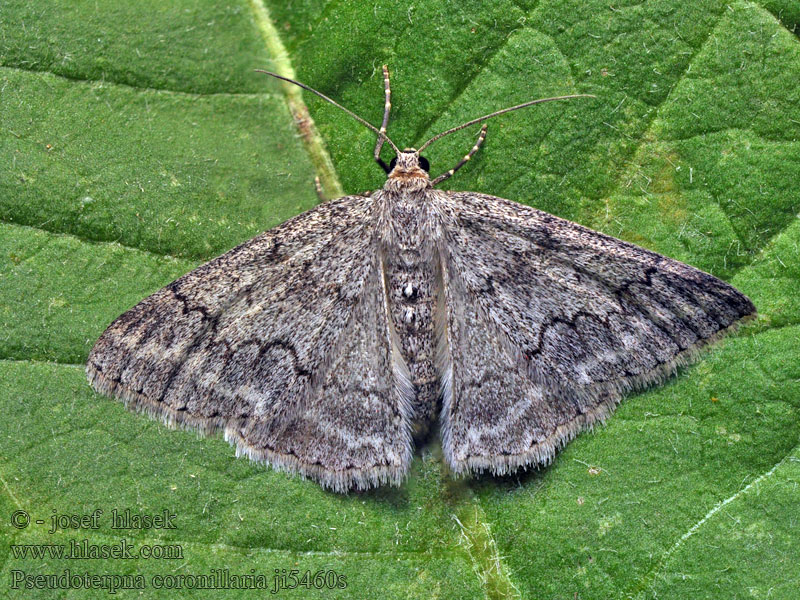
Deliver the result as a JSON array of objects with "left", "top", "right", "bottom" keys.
[{"left": 1, "top": 1, "right": 798, "bottom": 598}]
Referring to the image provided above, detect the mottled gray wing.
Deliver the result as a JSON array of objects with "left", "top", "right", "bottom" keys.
[
  {"left": 434, "top": 191, "right": 755, "bottom": 476},
  {"left": 87, "top": 194, "right": 413, "bottom": 492}
]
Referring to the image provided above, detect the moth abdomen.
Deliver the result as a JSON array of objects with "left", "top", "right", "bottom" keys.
[{"left": 378, "top": 189, "right": 442, "bottom": 439}]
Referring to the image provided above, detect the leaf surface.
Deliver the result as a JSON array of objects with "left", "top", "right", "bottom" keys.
[{"left": 1, "top": 1, "right": 798, "bottom": 597}]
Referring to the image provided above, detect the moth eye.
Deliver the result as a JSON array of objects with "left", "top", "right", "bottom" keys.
[
  {"left": 389, "top": 157, "right": 398, "bottom": 171},
  {"left": 418, "top": 156, "right": 430, "bottom": 172}
]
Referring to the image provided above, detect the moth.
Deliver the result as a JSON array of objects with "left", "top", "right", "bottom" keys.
[{"left": 87, "top": 66, "right": 756, "bottom": 493}]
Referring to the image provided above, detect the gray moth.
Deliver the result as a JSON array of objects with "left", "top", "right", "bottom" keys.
[{"left": 87, "top": 66, "right": 756, "bottom": 493}]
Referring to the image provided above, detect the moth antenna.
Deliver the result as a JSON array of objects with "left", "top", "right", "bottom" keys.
[
  {"left": 256, "top": 69, "right": 400, "bottom": 155},
  {"left": 374, "top": 65, "right": 393, "bottom": 174},
  {"left": 417, "top": 94, "right": 596, "bottom": 152}
]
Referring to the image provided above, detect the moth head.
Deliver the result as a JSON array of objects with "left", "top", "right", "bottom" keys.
[
  {"left": 384, "top": 149, "right": 431, "bottom": 192},
  {"left": 388, "top": 149, "right": 430, "bottom": 175}
]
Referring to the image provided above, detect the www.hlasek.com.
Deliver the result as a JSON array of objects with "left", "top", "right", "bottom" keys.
[{"left": 10, "top": 538, "right": 183, "bottom": 560}]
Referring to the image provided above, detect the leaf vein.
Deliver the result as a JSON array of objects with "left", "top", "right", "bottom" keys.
[{"left": 629, "top": 442, "right": 800, "bottom": 596}]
